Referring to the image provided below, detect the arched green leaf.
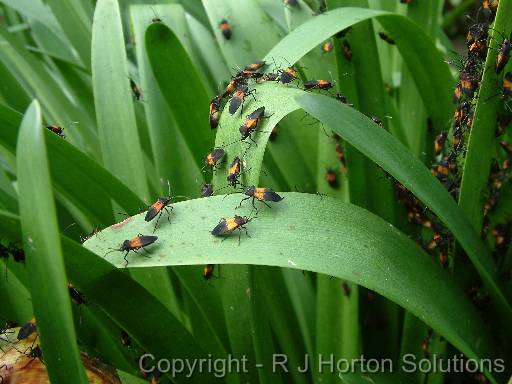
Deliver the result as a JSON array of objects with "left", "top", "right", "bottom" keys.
[{"left": 83, "top": 193, "right": 497, "bottom": 383}]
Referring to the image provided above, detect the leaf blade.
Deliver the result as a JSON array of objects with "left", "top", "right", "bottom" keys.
[
  {"left": 296, "top": 92, "right": 512, "bottom": 329},
  {"left": 92, "top": 0, "right": 149, "bottom": 202},
  {"left": 145, "top": 22, "right": 213, "bottom": 169},
  {"left": 83, "top": 193, "right": 497, "bottom": 379},
  {"left": 16, "top": 100, "right": 88, "bottom": 384}
]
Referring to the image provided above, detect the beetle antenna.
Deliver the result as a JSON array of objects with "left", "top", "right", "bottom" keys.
[
  {"left": 104, "top": 248, "right": 119, "bottom": 257},
  {"left": 61, "top": 222, "right": 77, "bottom": 234}
]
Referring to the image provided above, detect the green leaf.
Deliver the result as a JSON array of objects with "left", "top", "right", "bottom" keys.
[
  {"left": 212, "top": 82, "right": 304, "bottom": 188},
  {"left": 62, "top": 239, "right": 217, "bottom": 384},
  {"left": 145, "top": 22, "right": 213, "bottom": 170},
  {"left": 458, "top": 0, "right": 512, "bottom": 232},
  {"left": 130, "top": 5, "right": 202, "bottom": 197},
  {"left": 0, "top": 25, "right": 97, "bottom": 151},
  {"left": 0, "top": 209, "right": 221, "bottom": 384},
  {"left": 202, "top": 0, "right": 284, "bottom": 69},
  {"left": 16, "top": 100, "right": 88, "bottom": 384},
  {"left": 203, "top": 0, "right": 315, "bottom": 190},
  {"left": 296, "top": 92, "right": 512, "bottom": 330},
  {"left": 0, "top": 165, "right": 17, "bottom": 213},
  {"left": 46, "top": 0, "right": 92, "bottom": 69},
  {"left": 218, "top": 266, "right": 259, "bottom": 384},
  {"left": 92, "top": 0, "right": 150, "bottom": 202},
  {"left": 92, "top": 0, "right": 182, "bottom": 313},
  {"left": 191, "top": 6, "right": 292, "bottom": 368},
  {"left": 172, "top": 267, "right": 232, "bottom": 360},
  {"left": 264, "top": 7, "right": 454, "bottom": 133},
  {"left": 0, "top": 57, "right": 30, "bottom": 112},
  {"left": 0, "top": 104, "right": 143, "bottom": 226},
  {"left": 394, "top": 0, "right": 441, "bottom": 160},
  {"left": 0, "top": 262, "right": 32, "bottom": 325},
  {"left": 83, "top": 193, "right": 497, "bottom": 381},
  {"left": 0, "top": 0, "right": 61, "bottom": 32},
  {"left": 185, "top": 12, "right": 231, "bottom": 92},
  {"left": 29, "top": 20, "right": 82, "bottom": 66},
  {"left": 259, "top": 268, "right": 309, "bottom": 384}
]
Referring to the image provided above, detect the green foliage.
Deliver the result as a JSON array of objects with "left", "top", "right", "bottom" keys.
[{"left": 0, "top": 1, "right": 511, "bottom": 383}]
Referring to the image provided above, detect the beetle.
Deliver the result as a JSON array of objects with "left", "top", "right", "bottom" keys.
[
  {"left": 244, "top": 61, "right": 266, "bottom": 72},
  {"left": 130, "top": 78, "right": 143, "bottom": 101},
  {"left": 120, "top": 330, "right": 132, "bottom": 348},
  {"left": 46, "top": 125, "right": 65, "bottom": 138},
  {"left": 500, "top": 140, "right": 512, "bottom": 156},
  {"left": 8, "top": 244, "right": 25, "bottom": 263},
  {"left": 431, "top": 159, "right": 450, "bottom": 181},
  {"left": 17, "top": 344, "right": 44, "bottom": 369},
  {"left": 452, "top": 83, "right": 463, "bottom": 103},
  {"left": 454, "top": 101, "right": 471, "bottom": 127},
  {"left": 303, "top": 79, "right": 333, "bottom": 91},
  {"left": 325, "top": 169, "right": 339, "bottom": 188},
  {"left": 341, "top": 282, "right": 351, "bottom": 297},
  {"left": 222, "top": 76, "right": 246, "bottom": 98},
  {"left": 496, "top": 31, "right": 511, "bottom": 73},
  {"left": 421, "top": 329, "right": 433, "bottom": 358},
  {"left": 17, "top": 318, "right": 37, "bottom": 341},
  {"left": 237, "top": 186, "right": 283, "bottom": 211},
  {"left": 495, "top": 115, "right": 511, "bottom": 137},
  {"left": 209, "top": 95, "right": 222, "bottom": 129},
  {"left": 203, "top": 148, "right": 226, "bottom": 171},
  {"left": 144, "top": 182, "right": 179, "bottom": 232},
  {"left": 341, "top": 40, "right": 352, "bottom": 61},
  {"left": 336, "top": 27, "right": 352, "bottom": 39},
  {"left": 335, "top": 93, "right": 353, "bottom": 107},
  {"left": 378, "top": 32, "right": 395, "bottom": 45},
  {"left": 149, "top": 7, "right": 163, "bottom": 23},
  {"left": 466, "top": 23, "right": 488, "bottom": 50},
  {"left": 239, "top": 107, "right": 269, "bottom": 146},
  {"left": 335, "top": 143, "right": 347, "bottom": 172},
  {"left": 434, "top": 132, "right": 447, "bottom": 155},
  {"left": 1, "top": 242, "right": 24, "bottom": 280},
  {"left": 492, "top": 223, "right": 508, "bottom": 248},
  {"left": 0, "top": 242, "right": 8, "bottom": 264},
  {"left": 503, "top": 71, "right": 512, "bottom": 98},
  {"left": 68, "top": 284, "right": 87, "bottom": 306},
  {"left": 201, "top": 183, "right": 214, "bottom": 197},
  {"left": 459, "top": 71, "right": 479, "bottom": 98},
  {"left": 107, "top": 235, "right": 158, "bottom": 267},
  {"left": 235, "top": 70, "right": 264, "bottom": 80},
  {"left": 211, "top": 216, "right": 253, "bottom": 245},
  {"left": 261, "top": 72, "right": 280, "bottom": 82},
  {"left": 371, "top": 116, "right": 383, "bottom": 127},
  {"left": 218, "top": 19, "right": 232, "bottom": 40},
  {"left": 467, "top": 25, "right": 488, "bottom": 60},
  {"left": 482, "top": 0, "right": 499, "bottom": 20},
  {"left": 425, "top": 233, "right": 445, "bottom": 251},
  {"left": 203, "top": 264, "right": 216, "bottom": 280},
  {"left": 229, "top": 85, "right": 256, "bottom": 115},
  {"left": 278, "top": 66, "right": 299, "bottom": 84},
  {"left": 483, "top": 187, "right": 499, "bottom": 216},
  {"left": 227, "top": 157, "right": 243, "bottom": 188},
  {"left": 321, "top": 41, "right": 333, "bottom": 53}
]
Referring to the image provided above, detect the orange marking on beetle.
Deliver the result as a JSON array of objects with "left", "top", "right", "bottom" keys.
[{"left": 226, "top": 218, "right": 238, "bottom": 231}]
